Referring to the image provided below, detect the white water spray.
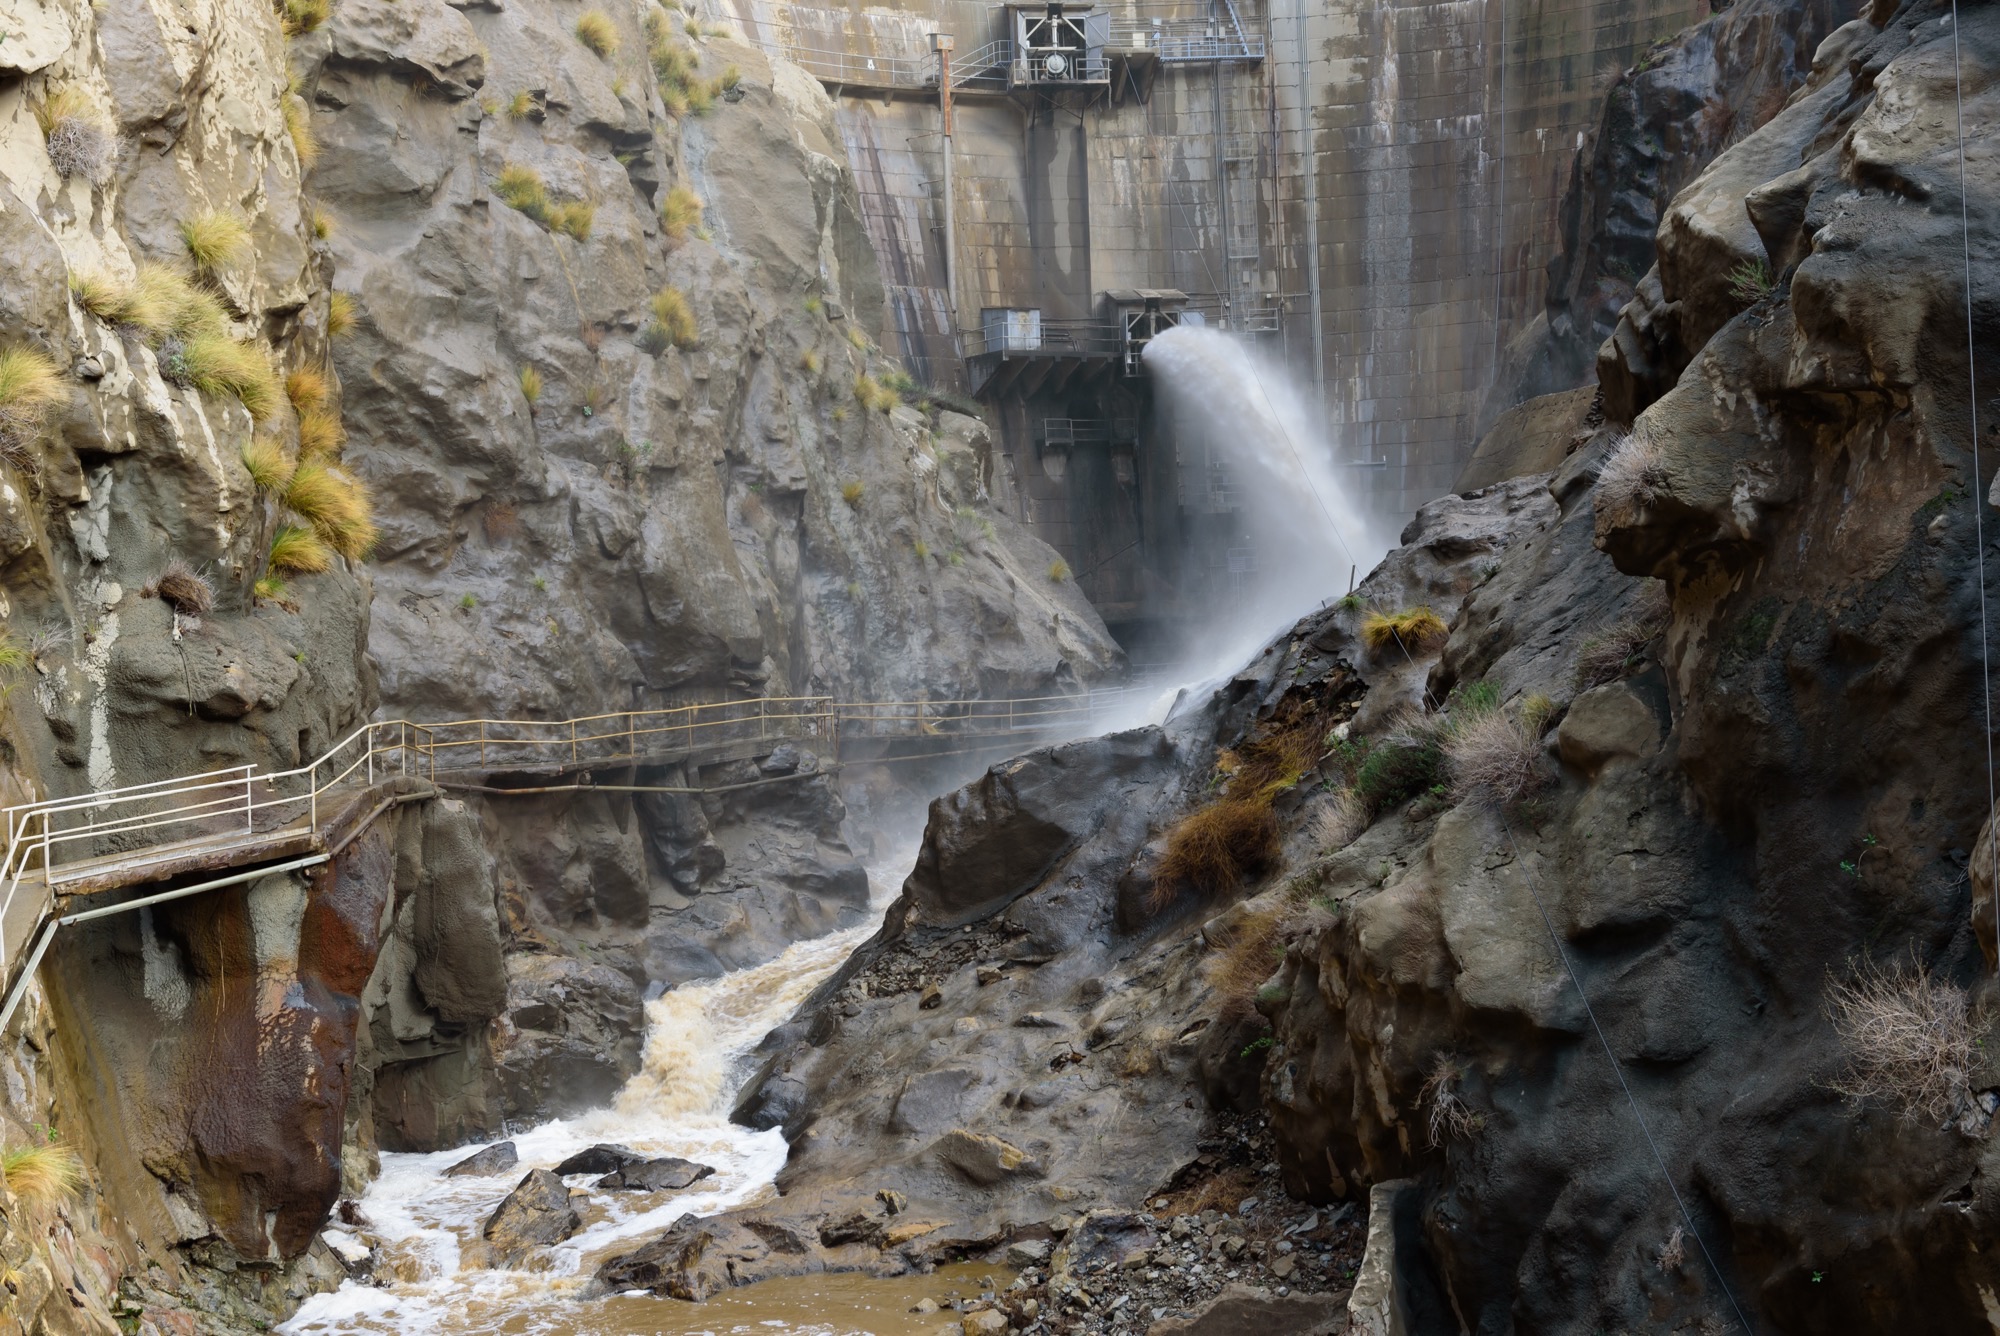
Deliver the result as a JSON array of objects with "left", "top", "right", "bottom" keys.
[{"left": 1140, "top": 325, "right": 1389, "bottom": 697}]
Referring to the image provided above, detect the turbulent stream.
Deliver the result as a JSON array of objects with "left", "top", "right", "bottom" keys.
[{"left": 283, "top": 860, "right": 911, "bottom": 1336}]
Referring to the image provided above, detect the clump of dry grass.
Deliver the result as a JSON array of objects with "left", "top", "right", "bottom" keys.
[
  {"left": 1572, "top": 586, "right": 1670, "bottom": 690},
  {"left": 284, "top": 460, "right": 377, "bottom": 559},
  {"left": 518, "top": 365, "right": 542, "bottom": 405},
  {"left": 148, "top": 558, "right": 215, "bottom": 616},
  {"left": 1443, "top": 708, "right": 1548, "bottom": 808},
  {"left": 240, "top": 437, "right": 294, "bottom": 492},
  {"left": 1418, "top": 1055, "right": 1484, "bottom": 1146},
  {"left": 284, "top": 93, "right": 318, "bottom": 168},
  {"left": 327, "top": 291, "right": 357, "bottom": 338},
  {"left": 268, "top": 523, "right": 332, "bottom": 576},
  {"left": 1657, "top": 1225, "right": 1685, "bottom": 1274},
  {"left": 279, "top": 0, "right": 331, "bottom": 37},
  {"left": 0, "top": 346, "right": 68, "bottom": 470},
  {"left": 495, "top": 163, "right": 550, "bottom": 221},
  {"left": 840, "top": 479, "right": 865, "bottom": 506},
  {"left": 1204, "top": 902, "right": 1286, "bottom": 1020},
  {"left": 180, "top": 210, "right": 251, "bottom": 273},
  {"left": 1048, "top": 558, "right": 1071, "bottom": 583},
  {"left": 1827, "top": 959, "right": 1978, "bottom": 1126},
  {"left": 1595, "top": 426, "right": 1668, "bottom": 516},
  {"left": 1361, "top": 605, "right": 1448, "bottom": 656},
  {"left": 575, "top": 10, "right": 620, "bottom": 57},
  {"left": 2, "top": 1141, "right": 81, "bottom": 1207},
  {"left": 1151, "top": 799, "right": 1282, "bottom": 909},
  {"left": 547, "top": 199, "right": 595, "bottom": 242},
  {"left": 35, "top": 86, "right": 113, "bottom": 183},
  {"left": 69, "top": 270, "right": 133, "bottom": 324},
  {"left": 133, "top": 264, "right": 229, "bottom": 343},
  {"left": 661, "top": 185, "right": 703, "bottom": 242},
  {"left": 296, "top": 408, "right": 344, "bottom": 459},
  {"left": 640, "top": 287, "right": 697, "bottom": 352},
  {"left": 286, "top": 367, "right": 328, "bottom": 415},
  {"left": 175, "top": 334, "right": 281, "bottom": 421},
  {"left": 852, "top": 374, "right": 898, "bottom": 414}
]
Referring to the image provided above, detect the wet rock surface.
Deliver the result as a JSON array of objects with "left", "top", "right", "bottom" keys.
[
  {"left": 596, "top": 1157, "right": 717, "bottom": 1193},
  {"left": 483, "top": 1169, "right": 583, "bottom": 1264}
]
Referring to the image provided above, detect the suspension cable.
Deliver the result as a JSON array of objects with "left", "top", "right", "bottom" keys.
[{"left": 1947, "top": 0, "right": 1998, "bottom": 969}]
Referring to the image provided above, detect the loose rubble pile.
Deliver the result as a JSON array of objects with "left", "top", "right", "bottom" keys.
[{"left": 912, "top": 1117, "right": 1364, "bottom": 1336}]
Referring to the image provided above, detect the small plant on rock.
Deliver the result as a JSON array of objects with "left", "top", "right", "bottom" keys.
[
  {"left": 284, "top": 461, "right": 376, "bottom": 559},
  {"left": 495, "top": 163, "right": 551, "bottom": 222},
  {"left": 34, "top": 86, "right": 113, "bottom": 184},
  {"left": 286, "top": 368, "right": 329, "bottom": 415},
  {"left": 1727, "top": 258, "right": 1775, "bottom": 304},
  {"left": 801, "top": 349, "right": 821, "bottom": 374},
  {"left": 240, "top": 437, "right": 295, "bottom": 493},
  {"left": 1151, "top": 799, "right": 1281, "bottom": 909},
  {"left": 0, "top": 346, "right": 67, "bottom": 472},
  {"left": 1826, "top": 958, "right": 1978, "bottom": 1126},
  {"left": 1572, "top": 587, "right": 1670, "bottom": 690},
  {"left": 284, "top": 93, "right": 318, "bottom": 169},
  {"left": 1442, "top": 706, "right": 1547, "bottom": 808},
  {"left": 575, "top": 10, "right": 620, "bottom": 56},
  {"left": 1, "top": 1141, "right": 81, "bottom": 1208},
  {"left": 1360, "top": 605, "right": 1448, "bottom": 655},
  {"left": 661, "top": 184, "right": 703, "bottom": 242},
  {"left": 297, "top": 409, "right": 344, "bottom": 459},
  {"left": 69, "top": 269, "right": 135, "bottom": 323},
  {"left": 1048, "top": 558, "right": 1071, "bottom": 583},
  {"left": 279, "top": 0, "right": 331, "bottom": 37},
  {"left": 180, "top": 210, "right": 252, "bottom": 274},
  {"left": 641, "top": 287, "right": 697, "bottom": 352},
  {"left": 1594, "top": 425, "right": 1668, "bottom": 516},
  {"left": 506, "top": 91, "right": 537, "bottom": 120},
  {"left": 268, "top": 523, "right": 332, "bottom": 576},
  {"left": 149, "top": 558, "right": 215, "bottom": 616},
  {"left": 177, "top": 335, "right": 282, "bottom": 421},
  {"left": 1418, "top": 1055, "right": 1484, "bottom": 1146},
  {"left": 840, "top": 479, "right": 864, "bottom": 506},
  {"left": 547, "top": 199, "right": 595, "bottom": 242},
  {"left": 519, "top": 365, "right": 543, "bottom": 405},
  {"left": 327, "top": 292, "right": 357, "bottom": 338}
]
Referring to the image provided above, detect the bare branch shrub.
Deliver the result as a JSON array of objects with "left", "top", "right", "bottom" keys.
[
  {"left": 1657, "top": 1224, "right": 1685, "bottom": 1274},
  {"left": 1594, "top": 425, "right": 1668, "bottom": 516},
  {"left": 1443, "top": 709, "right": 1548, "bottom": 807},
  {"left": 1572, "top": 584, "right": 1670, "bottom": 691},
  {"left": 1419, "top": 1054, "right": 1484, "bottom": 1147},
  {"left": 1826, "top": 959, "right": 1977, "bottom": 1126},
  {"left": 149, "top": 558, "right": 215, "bottom": 616}
]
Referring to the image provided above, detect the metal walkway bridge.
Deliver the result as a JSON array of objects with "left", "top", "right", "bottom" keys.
[{"left": 0, "top": 688, "right": 1152, "bottom": 1026}]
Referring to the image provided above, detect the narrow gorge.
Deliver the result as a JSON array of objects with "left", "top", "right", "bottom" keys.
[{"left": 0, "top": 0, "right": 1994, "bottom": 1332}]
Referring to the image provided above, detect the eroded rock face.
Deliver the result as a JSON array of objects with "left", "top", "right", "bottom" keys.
[{"left": 1260, "top": 3, "right": 2000, "bottom": 1330}]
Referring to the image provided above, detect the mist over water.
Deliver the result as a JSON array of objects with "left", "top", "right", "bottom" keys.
[{"left": 1141, "top": 325, "right": 1390, "bottom": 701}]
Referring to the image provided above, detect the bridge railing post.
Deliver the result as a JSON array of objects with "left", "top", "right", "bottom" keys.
[
  {"left": 626, "top": 712, "right": 634, "bottom": 763},
  {"left": 572, "top": 718, "right": 580, "bottom": 768},
  {"left": 479, "top": 720, "right": 487, "bottom": 770},
  {"left": 244, "top": 770, "right": 254, "bottom": 833}
]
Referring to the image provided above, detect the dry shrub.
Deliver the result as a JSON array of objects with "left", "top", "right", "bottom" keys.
[
  {"left": 1419, "top": 1054, "right": 1484, "bottom": 1146},
  {"left": 150, "top": 558, "right": 215, "bottom": 616},
  {"left": 327, "top": 291, "right": 357, "bottom": 338},
  {"left": 1204, "top": 904, "right": 1286, "bottom": 1020},
  {"left": 1152, "top": 799, "right": 1281, "bottom": 909},
  {"left": 1657, "top": 1224, "right": 1685, "bottom": 1274},
  {"left": 1443, "top": 709, "right": 1548, "bottom": 807},
  {"left": 1573, "top": 586, "right": 1670, "bottom": 690},
  {"left": 1361, "top": 605, "right": 1448, "bottom": 655},
  {"left": 1827, "top": 959, "right": 1978, "bottom": 1126},
  {"left": 35, "top": 87, "right": 113, "bottom": 183},
  {"left": 1302, "top": 789, "right": 1369, "bottom": 853},
  {"left": 1226, "top": 702, "right": 1329, "bottom": 800},
  {"left": 2, "top": 1141, "right": 81, "bottom": 1208},
  {"left": 1595, "top": 425, "right": 1668, "bottom": 516}
]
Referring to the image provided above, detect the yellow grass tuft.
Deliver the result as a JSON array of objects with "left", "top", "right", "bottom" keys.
[
  {"left": 280, "top": 0, "right": 331, "bottom": 37},
  {"left": 575, "top": 10, "right": 620, "bottom": 56},
  {"left": 506, "top": 91, "right": 535, "bottom": 120},
  {"left": 519, "top": 365, "right": 542, "bottom": 404},
  {"left": 240, "top": 437, "right": 294, "bottom": 492},
  {"left": 547, "top": 199, "right": 595, "bottom": 242},
  {"left": 661, "top": 184, "right": 702, "bottom": 242},
  {"left": 180, "top": 335, "right": 281, "bottom": 422},
  {"left": 1048, "top": 558, "right": 1070, "bottom": 583},
  {"left": 296, "top": 408, "right": 345, "bottom": 459},
  {"left": 180, "top": 210, "right": 251, "bottom": 272},
  {"left": 0, "top": 347, "right": 68, "bottom": 418},
  {"left": 2, "top": 1142, "right": 81, "bottom": 1208},
  {"left": 494, "top": 163, "right": 550, "bottom": 221},
  {"left": 644, "top": 287, "right": 697, "bottom": 351},
  {"left": 133, "top": 264, "right": 227, "bottom": 342},
  {"left": 284, "top": 95, "right": 318, "bottom": 168},
  {"left": 1361, "top": 605, "right": 1448, "bottom": 655},
  {"left": 840, "top": 479, "right": 864, "bottom": 505},
  {"left": 327, "top": 291, "right": 357, "bottom": 338},
  {"left": 68, "top": 269, "right": 134, "bottom": 323},
  {"left": 284, "top": 460, "right": 376, "bottom": 559},
  {"left": 285, "top": 367, "right": 328, "bottom": 415},
  {"left": 269, "top": 522, "right": 333, "bottom": 576}
]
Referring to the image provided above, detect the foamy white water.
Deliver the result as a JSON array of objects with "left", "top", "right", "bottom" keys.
[
  {"left": 1141, "top": 326, "right": 1389, "bottom": 690},
  {"left": 282, "top": 856, "right": 906, "bottom": 1336}
]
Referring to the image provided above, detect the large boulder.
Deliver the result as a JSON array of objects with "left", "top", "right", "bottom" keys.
[{"left": 483, "top": 1170, "right": 582, "bottom": 1263}]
